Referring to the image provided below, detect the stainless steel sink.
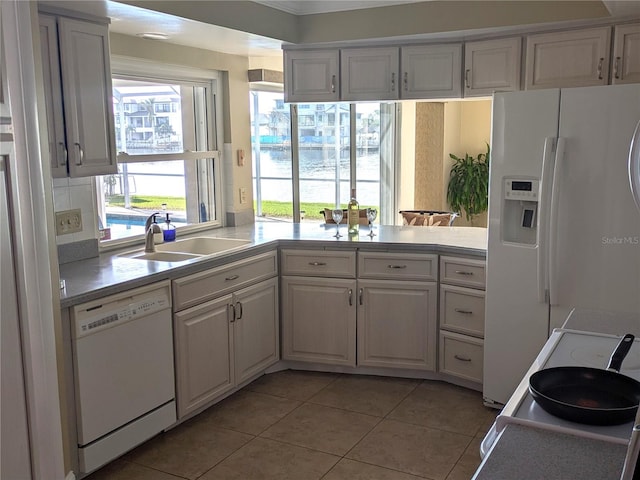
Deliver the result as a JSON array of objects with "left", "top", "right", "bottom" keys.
[
  {"left": 155, "top": 237, "right": 250, "bottom": 255},
  {"left": 127, "top": 251, "right": 203, "bottom": 262},
  {"left": 119, "top": 237, "right": 251, "bottom": 262}
]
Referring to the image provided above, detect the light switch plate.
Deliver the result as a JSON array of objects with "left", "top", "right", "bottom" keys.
[{"left": 55, "top": 208, "right": 83, "bottom": 235}]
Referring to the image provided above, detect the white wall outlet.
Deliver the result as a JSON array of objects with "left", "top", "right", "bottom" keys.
[
  {"left": 239, "top": 187, "right": 247, "bottom": 204},
  {"left": 55, "top": 208, "right": 83, "bottom": 235}
]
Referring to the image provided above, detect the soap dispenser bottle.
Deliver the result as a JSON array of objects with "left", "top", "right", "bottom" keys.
[
  {"left": 153, "top": 215, "right": 164, "bottom": 244},
  {"left": 162, "top": 213, "right": 176, "bottom": 242}
]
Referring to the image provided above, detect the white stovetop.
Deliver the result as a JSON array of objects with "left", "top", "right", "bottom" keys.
[{"left": 496, "top": 329, "right": 640, "bottom": 445}]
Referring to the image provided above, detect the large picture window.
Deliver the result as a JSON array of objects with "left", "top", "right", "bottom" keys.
[
  {"left": 250, "top": 91, "right": 396, "bottom": 223},
  {"left": 97, "top": 67, "right": 221, "bottom": 244}
]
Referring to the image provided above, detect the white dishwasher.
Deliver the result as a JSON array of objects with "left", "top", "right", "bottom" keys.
[{"left": 71, "top": 280, "right": 176, "bottom": 475}]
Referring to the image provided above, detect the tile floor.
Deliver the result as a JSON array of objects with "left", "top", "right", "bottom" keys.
[{"left": 85, "top": 371, "right": 498, "bottom": 480}]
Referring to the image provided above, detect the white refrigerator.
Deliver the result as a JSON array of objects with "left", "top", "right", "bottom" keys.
[{"left": 483, "top": 84, "right": 640, "bottom": 407}]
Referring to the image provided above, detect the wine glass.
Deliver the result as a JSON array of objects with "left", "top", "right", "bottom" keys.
[
  {"left": 366, "top": 208, "right": 378, "bottom": 237},
  {"left": 332, "top": 209, "right": 343, "bottom": 238}
]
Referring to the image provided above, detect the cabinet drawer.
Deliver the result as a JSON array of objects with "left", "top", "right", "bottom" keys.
[
  {"left": 440, "top": 256, "right": 486, "bottom": 289},
  {"left": 280, "top": 249, "right": 356, "bottom": 278},
  {"left": 440, "top": 284, "right": 485, "bottom": 337},
  {"left": 173, "top": 251, "right": 277, "bottom": 311},
  {"left": 358, "top": 251, "right": 437, "bottom": 281},
  {"left": 439, "top": 331, "right": 483, "bottom": 383}
]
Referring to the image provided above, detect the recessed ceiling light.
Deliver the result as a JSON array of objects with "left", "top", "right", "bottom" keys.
[{"left": 136, "top": 32, "right": 170, "bottom": 40}]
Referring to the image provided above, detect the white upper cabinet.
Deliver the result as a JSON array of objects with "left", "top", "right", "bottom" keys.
[
  {"left": 284, "top": 49, "right": 339, "bottom": 103},
  {"left": 612, "top": 23, "right": 640, "bottom": 85},
  {"left": 464, "top": 37, "right": 522, "bottom": 97},
  {"left": 40, "top": 15, "right": 117, "bottom": 177},
  {"left": 340, "top": 47, "right": 399, "bottom": 101},
  {"left": 525, "top": 27, "right": 611, "bottom": 90},
  {"left": 400, "top": 44, "right": 462, "bottom": 99}
]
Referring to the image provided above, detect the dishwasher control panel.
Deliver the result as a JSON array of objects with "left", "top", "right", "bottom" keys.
[{"left": 72, "top": 281, "right": 171, "bottom": 339}]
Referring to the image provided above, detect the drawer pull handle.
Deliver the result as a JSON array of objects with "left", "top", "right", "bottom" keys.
[
  {"left": 359, "top": 287, "right": 363, "bottom": 306},
  {"left": 225, "top": 274, "right": 240, "bottom": 281},
  {"left": 308, "top": 262, "right": 327, "bottom": 266},
  {"left": 388, "top": 264, "right": 407, "bottom": 269},
  {"left": 597, "top": 57, "right": 604, "bottom": 80},
  {"left": 455, "top": 270, "right": 473, "bottom": 276},
  {"left": 348, "top": 289, "right": 353, "bottom": 306},
  {"left": 229, "top": 303, "right": 236, "bottom": 323},
  {"left": 454, "top": 308, "right": 473, "bottom": 315},
  {"left": 454, "top": 354, "right": 472, "bottom": 362}
]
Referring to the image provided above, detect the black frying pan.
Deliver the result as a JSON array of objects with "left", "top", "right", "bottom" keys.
[{"left": 529, "top": 333, "right": 640, "bottom": 425}]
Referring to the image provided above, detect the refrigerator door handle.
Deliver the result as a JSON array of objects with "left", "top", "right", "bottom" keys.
[
  {"left": 537, "top": 137, "right": 556, "bottom": 304},
  {"left": 629, "top": 119, "right": 640, "bottom": 213},
  {"left": 548, "top": 137, "right": 566, "bottom": 306}
]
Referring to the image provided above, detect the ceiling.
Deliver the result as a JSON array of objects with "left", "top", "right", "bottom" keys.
[
  {"left": 40, "top": 1, "right": 640, "bottom": 59},
  {"left": 253, "top": 0, "right": 425, "bottom": 15}
]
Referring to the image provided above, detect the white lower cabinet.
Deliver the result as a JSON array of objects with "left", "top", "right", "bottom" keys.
[
  {"left": 233, "top": 279, "right": 280, "bottom": 384},
  {"left": 173, "top": 253, "right": 279, "bottom": 419},
  {"left": 280, "top": 249, "right": 438, "bottom": 371},
  {"left": 438, "top": 256, "right": 486, "bottom": 384},
  {"left": 357, "top": 279, "right": 437, "bottom": 370},
  {"left": 174, "top": 295, "right": 234, "bottom": 418},
  {"left": 281, "top": 276, "right": 357, "bottom": 366}
]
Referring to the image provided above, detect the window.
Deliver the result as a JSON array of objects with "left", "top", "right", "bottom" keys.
[
  {"left": 250, "top": 90, "right": 396, "bottom": 223},
  {"left": 97, "top": 66, "right": 221, "bottom": 244}
]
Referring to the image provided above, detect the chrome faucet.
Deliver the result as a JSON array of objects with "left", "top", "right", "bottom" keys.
[{"left": 144, "top": 213, "right": 162, "bottom": 253}]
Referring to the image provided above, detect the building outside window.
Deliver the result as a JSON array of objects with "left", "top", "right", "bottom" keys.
[
  {"left": 250, "top": 90, "right": 396, "bottom": 223},
  {"left": 97, "top": 66, "right": 221, "bottom": 243}
]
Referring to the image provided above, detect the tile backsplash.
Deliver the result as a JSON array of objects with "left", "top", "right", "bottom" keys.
[{"left": 52, "top": 177, "right": 98, "bottom": 246}]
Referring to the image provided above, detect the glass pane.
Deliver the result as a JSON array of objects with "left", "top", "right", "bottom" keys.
[
  {"left": 298, "top": 103, "right": 351, "bottom": 221},
  {"left": 100, "top": 161, "right": 187, "bottom": 240},
  {"left": 113, "top": 79, "right": 183, "bottom": 154},
  {"left": 250, "top": 91, "right": 293, "bottom": 221},
  {"left": 355, "top": 103, "right": 382, "bottom": 217},
  {"left": 99, "top": 78, "right": 218, "bottom": 242}
]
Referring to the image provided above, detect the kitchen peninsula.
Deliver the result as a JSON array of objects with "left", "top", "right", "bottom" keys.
[
  {"left": 59, "top": 223, "right": 488, "bottom": 476},
  {"left": 59, "top": 223, "right": 487, "bottom": 307}
]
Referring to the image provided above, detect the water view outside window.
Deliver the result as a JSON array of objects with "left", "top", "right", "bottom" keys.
[{"left": 250, "top": 91, "right": 387, "bottom": 222}]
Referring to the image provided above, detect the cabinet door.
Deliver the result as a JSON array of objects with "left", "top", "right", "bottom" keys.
[
  {"left": 400, "top": 44, "right": 462, "bottom": 99},
  {"left": 612, "top": 23, "right": 640, "bottom": 85},
  {"left": 232, "top": 277, "right": 279, "bottom": 385},
  {"left": 357, "top": 279, "right": 437, "bottom": 370},
  {"left": 39, "top": 15, "right": 68, "bottom": 178},
  {"left": 57, "top": 18, "right": 116, "bottom": 177},
  {"left": 525, "top": 27, "right": 611, "bottom": 89},
  {"left": 341, "top": 47, "right": 399, "bottom": 101},
  {"left": 284, "top": 49, "right": 339, "bottom": 103},
  {"left": 464, "top": 37, "right": 521, "bottom": 97},
  {"left": 174, "top": 295, "right": 234, "bottom": 418},
  {"left": 281, "top": 276, "right": 356, "bottom": 366}
]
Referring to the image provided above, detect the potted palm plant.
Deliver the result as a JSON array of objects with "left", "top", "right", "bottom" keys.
[{"left": 447, "top": 144, "right": 490, "bottom": 224}]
